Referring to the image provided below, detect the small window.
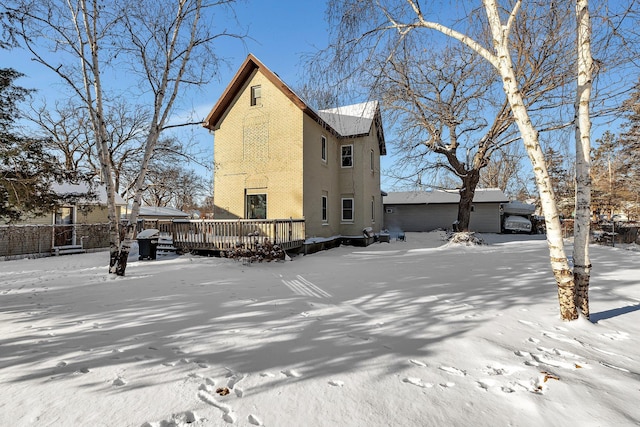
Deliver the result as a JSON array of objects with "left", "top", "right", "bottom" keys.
[
  {"left": 386, "top": 208, "right": 394, "bottom": 214},
  {"left": 321, "top": 136, "right": 327, "bottom": 162},
  {"left": 246, "top": 193, "right": 267, "bottom": 219},
  {"left": 370, "top": 149, "right": 374, "bottom": 171},
  {"left": 371, "top": 196, "right": 375, "bottom": 222},
  {"left": 250, "top": 85, "right": 261, "bottom": 106},
  {"left": 341, "top": 145, "right": 353, "bottom": 168},
  {"left": 342, "top": 198, "right": 354, "bottom": 222},
  {"left": 322, "top": 195, "right": 328, "bottom": 222}
]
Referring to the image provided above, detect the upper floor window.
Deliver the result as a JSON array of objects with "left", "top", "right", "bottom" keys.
[
  {"left": 342, "top": 198, "right": 354, "bottom": 222},
  {"left": 321, "top": 136, "right": 327, "bottom": 162},
  {"left": 250, "top": 85, "right": 261, "bottom": 106},
  {"left": 370, "top": 149, "right": 374, "bottom": 171},
  {"left": 341, "top": 145, "right": 353, "bottom": 168}
]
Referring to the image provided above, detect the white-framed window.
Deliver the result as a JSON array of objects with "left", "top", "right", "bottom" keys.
[
  {"left": 250, "top": 85, "right": 261, "bottom": 106},
  {"left": 370, "top": 149, "right": 374, "bottom": 171},
  {"left": 341, "top": 198, "right": 354, "bottom": 222},
  {"left": 322, "top": 195, "right": 328, "bottom": 223},
  {"left": 341, "top": 145, "right": 353, "bottom": 168},
  {"left": 321, "top": 136, "right": 327, "bottom": 162},
  {"left": 371, "top": 196, "right": 375, "bottom": 222}
]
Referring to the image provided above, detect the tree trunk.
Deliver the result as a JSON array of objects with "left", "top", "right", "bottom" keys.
[
  {"left": 114, "top": 127, "right": 160, "bottom": 275},
  {"left": 484, "top": 0, "right": 577, "bottom": 320},
  {"left": 457, "top": 171, "right": 481, "bottom": 232},
  {"left": 574, "top": 0, "right": 593, "bottom": 319}
]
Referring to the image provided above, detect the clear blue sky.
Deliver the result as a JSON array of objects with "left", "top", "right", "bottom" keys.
[{"left": 0, "top": 1, "right": 337, "bottom": 187}]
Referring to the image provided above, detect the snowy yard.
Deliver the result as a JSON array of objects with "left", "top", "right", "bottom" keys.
[{"left": 1, "top": 232, "right": 639, "bottom": 426}]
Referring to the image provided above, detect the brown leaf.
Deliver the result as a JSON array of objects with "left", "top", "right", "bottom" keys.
[{"left": 216, "top": 387, "right": 230, "bottom": 396}]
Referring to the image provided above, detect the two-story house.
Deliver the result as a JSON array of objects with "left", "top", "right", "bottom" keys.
[{"left": 203, "top": 54, "right": 386, "bottom": 246}]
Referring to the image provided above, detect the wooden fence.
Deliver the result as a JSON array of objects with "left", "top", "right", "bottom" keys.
[{"left": 0, "top": 223, "right": 111, "bottom": 259}]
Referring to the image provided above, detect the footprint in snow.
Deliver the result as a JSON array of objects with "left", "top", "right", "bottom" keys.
[
  {"left": 260, "top": 372, "right": 276, "bottom": 378},
  {"left": 112, "top": 377, "right": 127, "bottom": 386},
  {"left": 439, "top": 366, "right": 466, "bottom": 376},
  {"left": 248, "top": 414, "right": 263, "bottom": 425},
  {"left": 402, "top": 377, "right": 433, "bottom": 388},
  {"left": 198, "top": 390, "right": 236, "bottom": 423},
  {"left": 409, "top": 359, "right": 427, "bottom": 367},
  {"left": 328, "top": 380, "right": 344, "bottom": 387},
  {"left": 281, "top": 369, "right": 302, "bottom": 378}
]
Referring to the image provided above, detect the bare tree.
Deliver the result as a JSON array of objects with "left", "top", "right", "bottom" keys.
[
  {"left": 317, "top": 0, "right": 588, "bottom": 320},
  {"left": 6, "top": 0, "right": 243, "bottom": 275},
  {"left": 110, "top": 0, "right": 242, "bottom": 275}
]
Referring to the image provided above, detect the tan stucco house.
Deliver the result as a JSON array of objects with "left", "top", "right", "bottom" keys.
[{"left": 203, "top": 54, "right": 386, "bottom": 244}]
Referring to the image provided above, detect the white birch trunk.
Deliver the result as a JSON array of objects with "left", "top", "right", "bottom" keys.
[
  {"left": 483, "top": 0, "right": 577, "bottom": 320},
  {"left": 406, "top": 0, "right": 579, "bottom": 319},
  {"left": 74, "top": 0, "right": 121, "bottom": 273},
  {"left": 574, "top": 0, "right": 593, "bottom": 319}
]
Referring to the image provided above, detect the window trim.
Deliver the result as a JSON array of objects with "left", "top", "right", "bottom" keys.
[
  {"left": 245, "top": 192, "right": 267, "bottom": 219},
  {"left": 321, "top": 135, "right": 327, "bottom": 162},
  {"left": 322, "top": 195, "right": 328, "bottom": 223},
  {"left": 370, "top": 149, "right": 374, "bottom": 172},
  {"left": 341, "top": 144, "right": 353, "bottom": 168},
  {"left": 250, "top": 85, "right": 261, "bottom": 106},
  {"left": 371, "top": 196, "right": 375, "bottom": 223},
  {"left": 341, "top": 197, "right": 354, "bottom": 222}
]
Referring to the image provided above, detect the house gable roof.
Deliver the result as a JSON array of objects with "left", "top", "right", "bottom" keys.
[
  {"left": 383, "top": 188, "right": 509, "bottom": 205},
  {"left": 202, "top": 54, "right": 386, "bottom": 155},
  {"left": 51, "top": 182, "right": 127, "bottom": 206}
]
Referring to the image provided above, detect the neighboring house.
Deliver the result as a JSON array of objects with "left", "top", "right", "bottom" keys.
[
  {"left": 383, "top": 188, "right": 509, "bottom": 233},
  {"left": 1, "top": 182, "right": 127, "bottom": 257},
  {"left": 24, "top": 182, "right": 127, "bottom": 246},
  {"left": 136, "top": 206, "right": 190, "bottom": 220},
  {"left": 203, "top": 54, "right": 386, "bottom": 243}
]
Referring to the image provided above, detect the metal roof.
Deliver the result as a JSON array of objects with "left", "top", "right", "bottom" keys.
[
  {"left": 317, "top": 101, "right": 378, "bottom": 137},
  {"left": 383, "top": 188, "right": 509, "bottom": 205}
]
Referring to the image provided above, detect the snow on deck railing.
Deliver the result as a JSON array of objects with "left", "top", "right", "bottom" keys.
[{"left": 170, "top": 219, "right": 306, "bottom": 252}]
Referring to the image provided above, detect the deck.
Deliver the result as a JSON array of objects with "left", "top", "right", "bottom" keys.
[{"left": 137, "top": 219, "right": 306, "bottom": 254}]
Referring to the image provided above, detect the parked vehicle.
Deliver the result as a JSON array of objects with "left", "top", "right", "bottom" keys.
[{"left": 501, "top": 201, "right": 536, "bottom": 234}]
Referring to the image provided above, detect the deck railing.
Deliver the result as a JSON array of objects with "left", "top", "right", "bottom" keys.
[{"left": 169, "top": 219, "right": 306, "bottom": 252}]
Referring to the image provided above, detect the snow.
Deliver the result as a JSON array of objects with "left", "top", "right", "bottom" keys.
[{"left": 1, "top": 231, "right": 639, "bottom": 427}]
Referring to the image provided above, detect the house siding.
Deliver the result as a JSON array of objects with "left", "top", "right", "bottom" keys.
[
  {"left": 208, "top": 55, "right": 385, "bottom": 245},
  {"left": 213, "top": 69, "right": 305, "bottom": 220}
]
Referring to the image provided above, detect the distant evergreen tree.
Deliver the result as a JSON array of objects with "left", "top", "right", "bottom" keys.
[
  {"left": 0, "top": 68, "right": 73, "bottom": 222},
  {"left": 618, "top": 78, "right": 640, "bottom": 210}
]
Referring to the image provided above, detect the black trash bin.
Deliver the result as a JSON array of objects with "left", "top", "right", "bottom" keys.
[{"left": 137, "top": 228, "right": 159, "bottom": 260}]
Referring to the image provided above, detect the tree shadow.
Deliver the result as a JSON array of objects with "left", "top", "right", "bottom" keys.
[{"left": 591, "top": 304, "right": 640, "bottom": 323}]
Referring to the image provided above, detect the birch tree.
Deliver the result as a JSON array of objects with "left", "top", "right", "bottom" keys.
[
  {"left": 320, "top": 0, "right": 580, "bottom": 319},
  {"left": 5, "top": 0, "right": 242, "bottom": 275},
  {"left": 574, "top": 0, "right": 593, "bottom": 319}
]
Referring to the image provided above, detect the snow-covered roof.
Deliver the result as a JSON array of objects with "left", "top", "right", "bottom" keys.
[
  {"left": 50, "top": 182, "right": 127, "bottom": 206},
  {"left": 318, "top": 101, "right": 378, "bottom": 137},
  {"left": 138, "top": 206, "right": 190, "bottom": 218},
  {"left": 383, "top": 188, "right": 509, "bottom": 205},
  {"left": 203, "top": 54, "right": 386, "bottom": 155}
]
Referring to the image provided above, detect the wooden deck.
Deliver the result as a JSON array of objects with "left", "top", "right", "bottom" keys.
[{"left": 138, "top": 219, "right": 306, "bottom": 253}]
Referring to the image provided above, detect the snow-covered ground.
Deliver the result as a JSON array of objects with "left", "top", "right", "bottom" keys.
[{"left": 1, "top": 232, "right": 639, "bottom": 427}]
